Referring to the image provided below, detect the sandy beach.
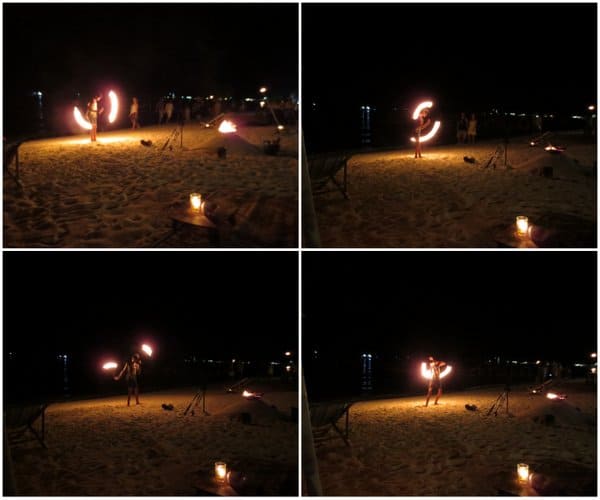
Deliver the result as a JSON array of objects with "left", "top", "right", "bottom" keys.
[
  {"left": 307, "top": 379, "right": 596, "bottom": 496},
  {"left": 7, "top": 384, "right": 298, "bottom": 495},
  {"left": 4, "top": 116, "right": 298, "bottom": 248},
  {"left": 309, "top": 133, "right": 596, "bottom": 247}
]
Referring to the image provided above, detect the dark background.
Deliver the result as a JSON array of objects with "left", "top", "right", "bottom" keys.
[
  {"left": 3, "top": 3, "right": 298, "bottom": 136},
  {"left": 303, "top": 3, "right": 598, "bottom": 151},
  {"left": 303, "top": 252, "right": 597, "bottom": 399},
  {"left": 4, "top": 251, "right": 298, "bottom": 402}
]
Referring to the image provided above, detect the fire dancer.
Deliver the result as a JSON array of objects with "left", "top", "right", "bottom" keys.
[
  {"left": 114, "top": 353, "right": 142, "bottom": 406},
  {"left": 425, "top": 356, "right": 446, "bottom": 406},
  {"left": 414, "top": 107, "right": 432, "bottom": 158},
  {"left": 86, "top": 94, "right": 104, "bottom": 142}
]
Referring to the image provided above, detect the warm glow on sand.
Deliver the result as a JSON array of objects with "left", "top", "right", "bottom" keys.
[
  {"left": 63, "top": 136, "right": 134, "bottom": 145},
  {"left": 218, "top": 120, "right": 237, "bottom": 134}
]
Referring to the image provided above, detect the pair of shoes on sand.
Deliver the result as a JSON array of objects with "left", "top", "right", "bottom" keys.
[
  {"left": 140, "top": 140, "right": 153, "bottom": 147},
  {"left": 162, "top": 403, "right": 174, "bottom": 411},
  {"left": 465, "top": 404, "right": 478, "bottom": 411}
]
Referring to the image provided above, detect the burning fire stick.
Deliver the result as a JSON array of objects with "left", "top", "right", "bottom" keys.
[
  {"left": 141, "top": 344, "right": 153, "bottom": 357},
  {"left": 103, "top": 361, "right": 118, "bottom": 370},
  {"left": 420, "top": 362, "right": 452, "bottom": 379},
  {"left": 410, "top": 100, "right": 442, "bottom": 143}
]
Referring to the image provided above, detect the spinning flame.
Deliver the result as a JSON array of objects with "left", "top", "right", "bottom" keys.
[
  {"left": 420, "top": 362, "right": 452, "bottom": 380},
  {"left": 73, "top": 107, "right": 92, "bottom": 130},
  {"left": 141, "top": 344, "right": 153, "bottom": 357},
  {"left": 410, "top": 100, "right": 441, "bottom": 143},
  {"left": 412, "top": 101, "right": 433, "bottom": 120},
  {"left": 218, "top": 120, "right": 237, "bottom": 134},
  {"left": 103, "top": 362, "right": 118, "bottom": 370},
  {"left": 73, "top": 89, "right": 118, "bottom": 130},
  {"left": 108, "top": 90, "right": 118, "bottom": 123},
  {"left": 242, "top": 390, "right": 253, "bottom": 397},
  {"left": 546, "top": 392, "right": 566, "bottom": 400}
]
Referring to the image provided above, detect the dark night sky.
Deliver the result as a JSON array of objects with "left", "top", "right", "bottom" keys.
[
  {"left": 4, "top": 252, "right": 298, "bottom": 361},
  {"left": 303, "top": 252, "right": 597, "bottom": 363},
  {"left": 303, "top": 3, "right": 597, "bottom": 112},
  {"left": 3, "top": 3, "right": 298, "bottom": 99}
]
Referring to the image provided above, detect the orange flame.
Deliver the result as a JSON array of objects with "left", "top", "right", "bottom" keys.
[
  {"left": 141, "top": 344, "right": 153, "bottom": 357},
  {"left": 410, "top": 100, "right": 441, "bottom": 143},
  {"left": 410, "top": 121, "right": 442, "bottom": 143},
  {"left": 108, "top": 90, "right": 118, "bottom": 123},
  {"left": 218, "top": 120, "right": 237, "bottom": 134},
  {"left": 103, "top": 362, "right": 118, "bottom": 370},
  {"left": 73, "top": 107, "right": 92, "bottom": 130},
  {"left": 420, "top": 362, "right": 452, "bottom": 380}
]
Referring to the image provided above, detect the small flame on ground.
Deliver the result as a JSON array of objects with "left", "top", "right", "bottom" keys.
[{"left": 218, "top": 120, "right": 237, "bottom": 134}]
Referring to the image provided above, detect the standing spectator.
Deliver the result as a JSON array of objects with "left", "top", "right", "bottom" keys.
[
  {"left": 156, "top": 98, "right": 165, "bottom": 124},
  {"left": 129, "top": 97, "right": 140, "bottom": 129},
  {"left": 457, "top": 112, "right": 468, "bottom": 143},
  {"left": 467, "top": 113, "right": 478, "bottom": 144},
  {"left": 164, "top": 100, "right": 174, "bottom": 123}
]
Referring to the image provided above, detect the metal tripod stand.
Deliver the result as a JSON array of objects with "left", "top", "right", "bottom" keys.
[
  {"left": 184, "top": 386, "right": 209, "bottom": 416},
  {"left": 487, "top": 384, "right": 510, "bottom": 416}
]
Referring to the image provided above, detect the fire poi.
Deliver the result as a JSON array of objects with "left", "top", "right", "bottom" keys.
[
  {"left": 421, "top": 361, "right": 452, "bottom": 379},
  {"left": 410, "top": 100, "right": 441, "bottom": 143},
  {"left": 102, "top": 361, "right": 118, "bottom": 370},
  {"left": 141, "top": 344, "right": 153, "bottom": 357},
  {"left": 73, "top": 89, "right": 119, "bottom": 130}
]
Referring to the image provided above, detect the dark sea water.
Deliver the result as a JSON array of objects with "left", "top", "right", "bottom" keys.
[
  {"left": 303, "top": 355, "right": 555, "bottom": 403},
  {"left": 303, "top": 105, "right": 588, "bottom": 155},
  {"left": 3, "top": 353, "right": 288, "bottom": 405}
]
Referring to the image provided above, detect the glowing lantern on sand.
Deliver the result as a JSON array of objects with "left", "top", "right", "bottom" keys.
[
  {"left": 517, "top": 463, "right": 530, "bottom": 483},
  {"left": 215, "top": 462, "right": 227, "bottom": 483},
  {"left": 189, "top": 193, "right": 202, "bottom": 211},
  {"left": 516, "top": 216, "right": 529, "bottom": 236}
]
